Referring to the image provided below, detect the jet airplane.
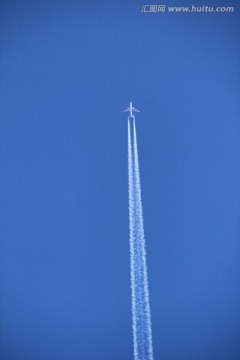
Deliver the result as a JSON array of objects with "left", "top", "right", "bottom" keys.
[{"left": 123, "top": 102, "right": 140, "bottom": 117}]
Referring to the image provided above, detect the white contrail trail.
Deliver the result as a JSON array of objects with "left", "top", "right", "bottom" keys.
[
  {"left": 128, "top": 117, "right": 154, "bottom": 360},
  {"left": 128, "top": 119, "right": 138, "bottom": 360}
]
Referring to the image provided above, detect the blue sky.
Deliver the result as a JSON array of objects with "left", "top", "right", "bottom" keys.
[{"left": 0, "top": 1, "right": 240, "bottom": 359}]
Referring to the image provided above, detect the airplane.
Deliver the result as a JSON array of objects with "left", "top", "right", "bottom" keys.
[{"left": 123, "top": 102, "right": 140, "bottom": 117}]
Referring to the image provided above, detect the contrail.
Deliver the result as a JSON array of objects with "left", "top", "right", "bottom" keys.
[{"left": 128, "top": 117, "right": 154, "bottom": 360}]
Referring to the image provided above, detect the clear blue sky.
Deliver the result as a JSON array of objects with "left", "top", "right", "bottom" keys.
[{"left": 0, "top": 1, "right": 240, "bottom": 359}]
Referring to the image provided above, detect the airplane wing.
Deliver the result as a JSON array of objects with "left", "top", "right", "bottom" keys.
[
  {"left": 133, "top": 108, "right": 140, "bottom": 112},
  {"left": 123, "top": 108, "right": 130, "bottom": 112}
]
